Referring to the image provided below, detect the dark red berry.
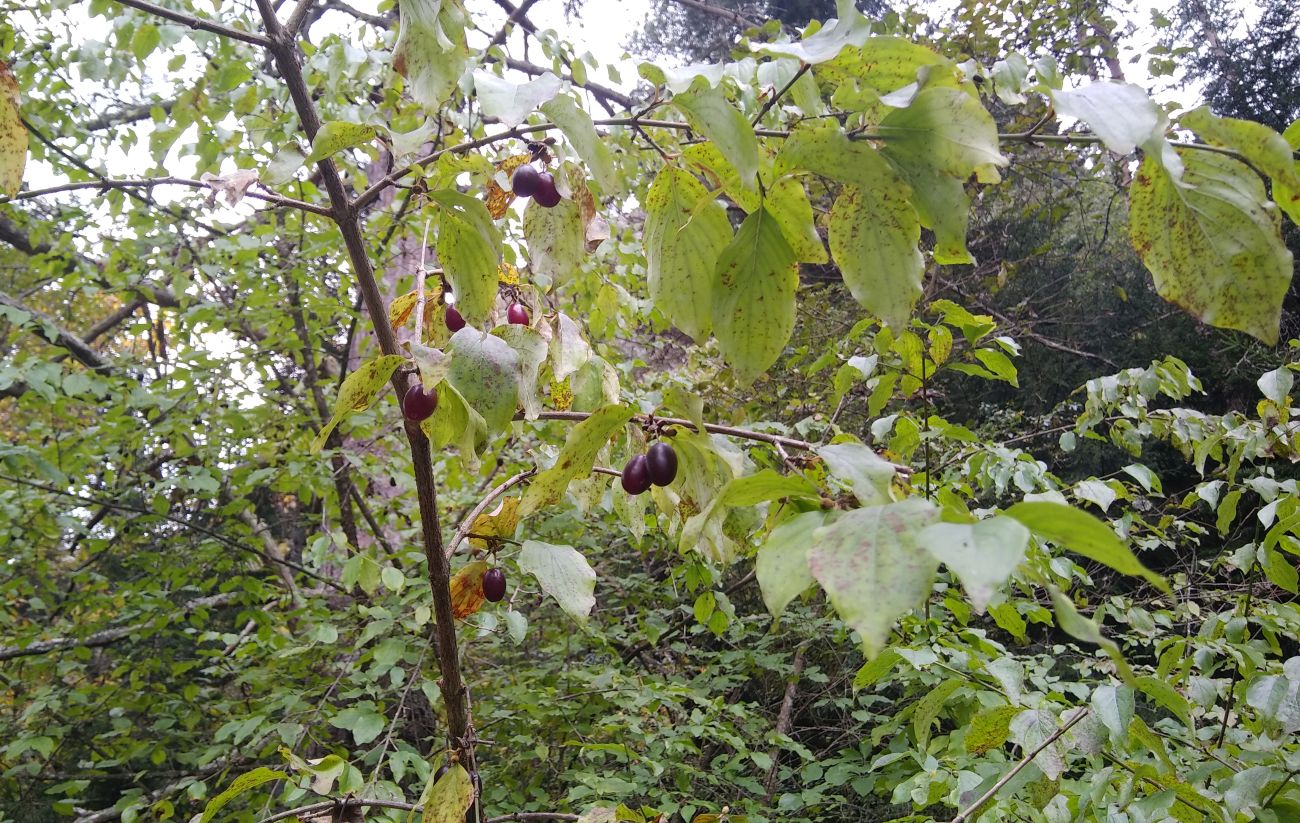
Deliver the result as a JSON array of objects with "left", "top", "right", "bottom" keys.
[
  {"left": 434, "top": 763, "right": 450, "bottom": 782},
  {"left": 445, "top": 306, "right": 466, "bottom": 332},
  {"left": 621, "top": 454, "right": 652, "bottom": 495},
  {"left": 483, "top": 568, "right": 506, "bottom": 602},
  {"left": 506, "top": 303, "right": 530, "bottom": 325},
  {"left": 533, "top": 172, "right": 561, "bottom": 208},
  {"left": 512, "top": 164, "right": 541, "bottom": 198},
  {"left": 402, "top": 384, "right": 438, "bottom": 422},
  {"left": 646, "top": 442, "right": 678, "bottom": 486}
]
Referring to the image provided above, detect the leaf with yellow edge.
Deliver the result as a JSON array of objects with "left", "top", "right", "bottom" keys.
[
  {"left": 389, "top": 283, "right": 443, "bottom": 334},
  {"left": 450, "top": 560, "right": 489, "bottom": 619},
  {"left": 393, "top": 0, "right": 470, "bottom": 110},
  {"left": 469, "top": 497, "right": 520, "bottom": 549},
  {"left": 0, "top": 60, "right": 26, "bottom": 197},
  {"left": 310, "top": 354, "right": 406, "bottom": 453},
  {"left": 422, "top": 763, "right": 475, "bottom": 823},
  {"left": 520, "top": 404, "right": 634, "bottom": 515},
  {"left": 549, "top": 378, "right": 574, "bottom": 410},
  {"left": 487, "top": 153, "right": 531, "bottom": 219}
]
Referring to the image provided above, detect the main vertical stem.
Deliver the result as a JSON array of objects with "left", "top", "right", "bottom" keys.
[{"left": 252, "top": 0, "right": 475, "bottom": 773}]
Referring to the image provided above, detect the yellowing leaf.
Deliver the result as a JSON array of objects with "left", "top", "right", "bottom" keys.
[
  {"left": 672, "top": 82, "right": 759, "bottom": 191},
  {"left": 422, "top": 763, "right": 475, "bottom": 823},
  {"left": 389, "top": 284, "right": 444, "bottom": 333},
  {"left": 487, "top": 153, "right": 531, "bottom": 219},
  {"left": 305, "top": 121, "right": 376, "bottom": 165},
  {"left": 712, "top": 208, "right": 799, "bottom": 385},
  {"left": 549, "top": 378, "right": 574, "bottom": 410},
  {"left": 0, "top": 60, "right": 27, "bottom": 197},
  {"left": 520, "top": 404, "right": 633, "bottom": 515},
  {"left": 394, "top": 0, "right": 470, "bottom": 110},
  {"left": 469, "top": 497, "right": 520, "bottom": 549},
  {"left": 1130, "top": 149, "right": 1293, "bottom": 345},
  {"left": 450, "top": 560, "right": 489, "bottom": 619},
  {"left": 310, "top": 354, "right": 406, "bottom": 453}
]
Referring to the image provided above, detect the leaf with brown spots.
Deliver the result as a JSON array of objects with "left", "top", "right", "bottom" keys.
[
  {"left": 469, "top": 497, "right": 520, "bottom": 550},
  {"left": 1129, "top": 149, "right": 1292, "bottom": 345},
  {"left": 450, "top": 560, "right": 489, "bottom": 619},
  {"left": 0, "top": 60, "right": 27, "bottom": 196},
  {"left": 520, "top": 403, "right": 633, "bottom": 515},
  {"left": 711, "top": 208, "right": 799, "bottom": 386},
  {"left": 309, "top": 354, "right": 406, "bottom": 454},
  {"left": 486, "top": 153, "right": 531, "bottom": 219}
]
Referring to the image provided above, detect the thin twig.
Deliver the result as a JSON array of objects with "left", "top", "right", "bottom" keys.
[
  {"left": 446, "top": 469, "right": 537, "bottom": 559},
  {"left": 111, "top": 0, "right": 271, "bottom": 46},
  {"left": 752, "top": 62, "right": 810, "bottom": 126},
  {"left": 2, "top": 177, "right": 332, "bottom": 216}
]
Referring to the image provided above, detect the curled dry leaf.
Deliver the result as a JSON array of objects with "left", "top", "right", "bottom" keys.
[
  {"left": 469, "top": 496, "right": 521, "bottom": 549},
  {"left": 200, "top": 170, "right": 260, "bottom": 207},
  {"left": 450, "top": 559, "right": 489, "bottom": 619},
  {"left": 486, "top": 153, "right": 532, "bottom": 219}
]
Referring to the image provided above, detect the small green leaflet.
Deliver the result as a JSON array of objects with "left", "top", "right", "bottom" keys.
[
  {"left": 1005, "top": 500, "right": 1168, "bottom": 592},
  {"left": 198, "top": 767, "right": 288, "bottom": 823},
  {"left": 1130, "top": 149, "right": 1292, "bottom": 345},
  {"left": 517, "top": 540, "right": 597, "bottom": 621},
  {"left": 712, "top": 208, "right": 799, "bottom": 385},
  {"left": 305, "top": 121, "right": 376, "bottom": 165},
  {"left": 421, "top": 763, "right": 475, "bottom": 823},
  {"left": 520, "top": 404, "right": 634, "bottom": 515},
  {"left": 642, "top": 166, "right": 732, "bottom": 342},
  {"left": 541, "top": 94, "right": 618, "bottom": 195},
  {"left": 672, "top": 82, "right": 759, "bottom": 190},
  {"left": 310, "top": 354, "right": 405, "bottom": 453},
  {"left": 808, "top": 498, "right": 940, "bottom": 659},
  {"left": 852, "top": 648, "right": 901, "bottom": 691},
  {"left": 1048, "top": 584, "right": 1134, "bottom": 683},
  {"left": 429, "top": 190, "right": 501, "bottom": 324}
]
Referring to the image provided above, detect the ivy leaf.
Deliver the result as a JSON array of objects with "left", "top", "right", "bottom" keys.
[
  {"left": 1005, "top": 500, "right": 1168, "bottom": 592},
  {"left": 310, "top": 354, "right": 405, "bottom": 453},
  {"left": 751, "top": 0, "right": 873, "bottom": 64},
  {"left": 0, "top": 61, "right": 28, "bottom": 196},
  {"left": 917, "top": 516, "right": 1029, "bottom": 613},
  {"left": 1130, "top": 149, "right": 1292, "bottom": 345},
  {"left": 517, "top": 540, "right": 597, "bottom": 621},
  {"left": 808, "top": 498, "right": 940, "bottom": 659},
  {"left": 304, "top": 121, "right": 376, "bottom": 165},
  {"left": 198, "top": 768, "right": 289, "bottom": 823},
  {"left": 393, "top": 0, "right": 470, "bottom": 110},
  {"left": 816, "top": 442, "right": 894, "bottom": 506},
  {"left": 541, "top": 94, "right": 618, "bottom": 195},
  {"left": 756, "top": 511, "right": 827, "bottom": 618},
  {"left": 1050, "top": 82, "right": 1165, "bottom": 155},
  {"left": 422, "top": 763, "right": 475, "bottom": 823},
  {"left": 643, "top": 166, "right": 733, "bottom": 342},
  {"left": 828, "top": 185, "right": 924, "bottom": 329},
  {"left": 711, "top": 208, "right": 799, "bottom": 386},
  {"left": 446, "top": 328, "right": 519, "bottom": 434},
  {"left": 473, "top": 70, "right": 562, "bottom": 128},
  {"left": 520, "top": 404, "right": 634, "bottom": 515},
  {"left": 672, "top": 81, "right": 759, "bottom": 190},
  {"left": 430, "top": 190, "right": 501, "bottom": 325}
]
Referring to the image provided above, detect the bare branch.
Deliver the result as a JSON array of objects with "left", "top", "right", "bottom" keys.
[
  {"left": 111, "top": 0, "right": 271, "bottom": 47},
  {"left": 83, "top": 99, "right": 176, "bottom": 131},
  {"left": 2, "top": 177, "right": 332, "bottom": 217},
  {"left": 0, "top": 289, "right": 114, "bottom": 374}
]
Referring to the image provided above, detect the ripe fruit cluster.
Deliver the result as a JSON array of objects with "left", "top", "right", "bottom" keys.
[
  {"left": 621, "top": 441, "right": 677, "bottom": 495},
  {"left": 512, "top": 164, "right": 561, "bottom": 208}
]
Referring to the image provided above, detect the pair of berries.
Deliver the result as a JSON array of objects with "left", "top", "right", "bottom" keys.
[
  {"left": 512, "top": 165, "right": 561, "bottom": 207},
  {"left": 444, "top": 303, "right": 529, "bottom": 332},
  {"left": 622, "top": 441, "right": 677, "bottom": 495}
]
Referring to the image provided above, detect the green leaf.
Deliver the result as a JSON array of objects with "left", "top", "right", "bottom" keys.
[
  {"left": 517, "top": 540, "right": 597, "bottom": 621},
  {"left": 1258, "top": 366, "right": 1294, "bottom": 404},
  {"left": 129, "top": 23, "right": 161, "bottom": 61},
  {"left": 446, "top": 328, "right": 520, "bottom": 434},
  {"left": 394, "top": 0, "right": 470, "bottom": 110},
  {"left": 263, "top": 144, "right": 307, "bottom": 186},
  {"left": 764, "top": 176, "right": 827, "bottom": 263},
  {"left": 852, "top": 648, "right": 901, "bottom": 691},
  {"left": 966, "top": 705, "right": 1020, "bottom": 755},
  {"left": 198, "top": 767, "right": 288, "bottom": 823},
  {"left": 520, "top": 404, "right": 634, "bottom": 515},
  {"left": 816, "top": 442, "right": 894, "bottom": 506},
  {"left": 1008, "top": 709, "right": 1067, "bottom": 780},
  {"left": 523, "top": 194, "right": 585, "bottom": 286},
  {"left": 540, "top": 94, "right": 618, "bottom": 195},
  {"left": 494, "top": 325, "right": 548, "bottom": 420},
  {"left": 1136, "top": 675, "right": 1193, "bottom": 727},
  {"left": 828, "top": 185, "right": 924, "bottom": 329},
  {"left": 711, "top": 208, "right": 799, "bottom": 385},
  {"left": 1263, "top": 544, "right": 1300, "bottom": 594},
  {"left": 1048, "top": 585, "right": 1134, "bottom": 683},
  {"left": 672, "top": 82, "right": 759, "bottom": 190},
  {"left": 304, "top": 121, "right": 376, "bottom": 164},
  {"left": 719, "top": 469, "right": 820, "bottom": 506},
  {"left": 422, "top": 379, "right": 487, "bottom": 456},
  {"left": 917, "top": 516, "right": 1029, "bottom": 613},
  {"left": 330, "top": 706, "right": 385, "bottom": 745},
  {"left": 1005, "top": 500, "right": 1168, "bottom": 592},
  {"left": 422, "top": 763, "right": 475, "bottom": 823},
  {"left": 913, "top": 679, "right": 963, "bottom": 749},
  {"left": 310, "top": 354, "right": 405, "bottom": 453},
  {"left": 473, "top": 70, "right": 562, "bottom": 128},
  {"left": 683, "top": 142, "right": 760, "bottom": 212},
  {"left": 756, "top": 511, "right": 827, "bottom": 617},
  {"left": 550, "top": 312, "right": 592, "bottom": 381},
  {"left": 429, "top": 189, "right": 501, "bottom": 324},
  {"left": 643, "top": 166, "right": 733, "bottom": 341},
  {"left": 1050, "top": 82, "right": 1164, "bottom": 155},
  {"left": 1129, "top": 149, "right": 1292, "bottom": 345},
  {"left": 504, "top": 609, "right": 527, "bottom": 644},
  {"left": 751, "top": 0, "right": 873, "bottom": 64},
  {"left": 808, "top": 498, "right": 940, "bottom": 659},
  {"left": 1091, "top": 684, "right": 1134, "bottom": 743},
  {"left": 1, "top": 64, "right": 30, "bottom": 196}
]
